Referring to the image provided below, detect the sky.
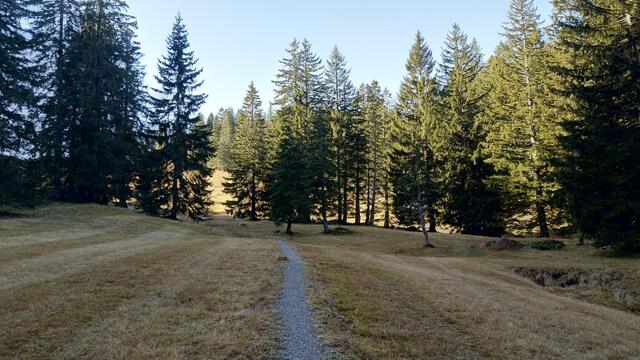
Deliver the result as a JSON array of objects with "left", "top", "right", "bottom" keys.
[{"left": 127, "top": 0, "right": 553, "bottom": 116}]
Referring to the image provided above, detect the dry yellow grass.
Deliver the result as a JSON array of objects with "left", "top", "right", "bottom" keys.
[
  {"left": 286, "top": 225, "right": 640, "bottom": 359},
  {"left": 0, "top": 204, "right": 282, "bottom": 359},
  {"left": 3, "top": 204, "right": 640, "bottom": 359},
  {"left": 209, "top": 171, "right": 233, "bottom": 214}
]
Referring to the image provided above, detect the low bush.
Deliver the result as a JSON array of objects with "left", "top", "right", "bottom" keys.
[{"left": 530, "top": 240, "right": 566, "bottom": 251}]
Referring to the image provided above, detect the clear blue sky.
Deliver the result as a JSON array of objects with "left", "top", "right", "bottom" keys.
[{"left": 128, "top": 0, "right": 553, "bottom": 115}]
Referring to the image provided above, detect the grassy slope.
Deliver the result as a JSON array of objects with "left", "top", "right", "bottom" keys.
[
  {"left": 2, "top": 204, "right": 640, "bottom": 359},
  {"left": 287, "top": 225, "right": 640, "bottom": 359},
  {"left": 0, "top": 204, "right": 282, "bottom": 359}
]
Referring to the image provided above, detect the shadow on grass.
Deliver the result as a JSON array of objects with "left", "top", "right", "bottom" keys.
[{"left": 0, "top": 210, "right": 29, "bottom": 219}]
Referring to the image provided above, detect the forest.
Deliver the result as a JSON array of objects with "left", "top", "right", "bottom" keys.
[{"left": 1, "top": 0, "right": 639, "bottom": 254}]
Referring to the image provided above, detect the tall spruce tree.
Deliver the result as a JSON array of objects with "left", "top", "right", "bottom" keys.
[
  {"left": 135, "top": 126, "right": 169, "bottom": 216},
  {"left": 350, "top": 84, "right": 370, "bottom": 225},
  {"left": 483, "top": 0, "right": 562, "bottom": 237},
  {"left": 215, "top": 107, "right": 235, "bottom": 170},
  {"left": 223, "top": 82, "right": 269, "bottom": 220},
  {"left": 325, "top": 46, "right": 351, "bottom": 224},
  {"left": 389, "top": 31, "right": 440, "bottom": 246},
  {"left": 151, "top": 15, "right": 213, "bottom": 220},
  {"left": 439, "top": 24, "right": 504, "bottom": 236},
  {"left": 361, "top": 81, "right": 392, "bottom": 226},
  {"left": 32, "top": 0, "right": 80, "bottom": 200},
  {"left": 325, "top": 46, "right": 364, "bottom": 225},
  {"left": 271, "top": 38, "right": 323, "bottom": 225},
  {"left": 554, "top": 0, "right": 640, "bottom": 252},
  {"left": 269, "top": 120, "right": 311, "bottom": 235},
  {"left": 59, "top": 0, "right": 143, "bottom": 204},
  {"left": 0, "top": 0, "right": 39, "bottom": 206}
]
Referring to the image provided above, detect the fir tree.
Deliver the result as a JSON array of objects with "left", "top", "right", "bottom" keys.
[
  {"left": 271, "top": 38, "right": 323, "bottom": 224},
  {"left": 554, "top": 0, "right": 640, "bottom": 252},
  {"left": 135, "top": 127, "right": 169, "bottom": 216},
  {"left": 223, "top": 82, "right": 269, "bottom": 220},
  {"left": 325, "top": 46, "right": 362, "bottom": 224},
  {"left": 32, "top": 0, "right": 80, "bottom": 200},
  {"left": 269, "top": 118, "right": 311, "bottom": 234},
  {"left": 215, "top": 108, "right": 235, "bottom": 170},
  {"left": 63, "top": 0, "right": 144, "bottom": 205},
  {"left": 0, "top": 0, "right": 39, "bottom": 206},
  {"left": 362, "top": 81, "right": 392, "bottom": 226},
  {"left": 151, "top": 15, "right": 213, "bottom": 220},
  {"left": 439, "top": 24, "right": 504, "bottom": 236},
  {"left": 389, "top": 31, "right": 440, "bottom": 246},
  {"left": 483, "top": 0, "right": 562, "bottom": 237}
]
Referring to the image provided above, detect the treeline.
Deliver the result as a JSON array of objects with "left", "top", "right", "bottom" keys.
[
  {"left": 1, "top": 0, "right": 639, "bottom": 252},
  {"left": 0, "top": 0, "right": 212, "bottom": 220},
  {"left": 214, "top": 0, "right": 639, "bottom": 252}
]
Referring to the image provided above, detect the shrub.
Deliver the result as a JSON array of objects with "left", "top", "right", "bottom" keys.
[{"left": 530, "top": 240, "right": 566, "bottom": 251}]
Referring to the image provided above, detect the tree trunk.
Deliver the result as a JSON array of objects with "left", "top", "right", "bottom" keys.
[
  {"left": 536, "top": 186, "right": 550, "bottom": 238},
  {"left": 250, "top": 170, "right": 257, "bottom": 221},
  {"left": 118, "top": 194, "right": 127, "bottom": 208},
  {"left": 365, "top": 169, "right": 371, "bottom": 226},
  {"left": 384, "top": 181, "right": 390, "bottom": 229},
  {"left": 355, "top": 166, "right": 361, "bottom": 225},
  {"left": 286, "top": 218, "right": 293, "bottom": 235},
  {"left": 337, "top": 172, "right": 344, "bottom": 224},
  {"left": 321, "top": 187, "right": 329, "bottom": 234},
  {"left": 52, "top": 0, "right": 66, "bottom": 201},
  {"left": 420, "top": 207, "right": 430, "bottom": 248},
  {"left": 170, "top": 166, "right": 179, "bottom": 220},
  {"left": 428, "top": 206, "right": 437, "bottom": 233},
  {"left": 370, "top": 149, "right": 379, "bottom": 226},
  {"left": 341, "top": 177, "right": 348, "bottom": 224}
]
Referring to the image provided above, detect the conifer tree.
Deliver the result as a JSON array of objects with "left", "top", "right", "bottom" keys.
[
  {"left": 33, "top": 0, "right": 80, "bottom": 199},
  {"left": 151, "top": 15, "right": 213, "bottom": 220},
  {"left": 0, "top": 0, "right": 39, "bottom": 206},
  {"left": 56, "top": 0, "right": 132, "bottom": 204},
  {"left": 483, "top": 0, "right": 562, "bottom": 237},
  {"left": 215, "top": 108, "right": 235, "bottom": 170},
  {"left": 224, "top": 82, "right": 269, "bottom": 220},
  {"left": 325, "top": 46, "right": 363, "bottom": 224},
  {"left": 63, "top": 0, "right": 144, "bottom": 205},
  {"left": 554, "top": 0, "right": 640, "bottom": 252},
  {"left": 361, "top": 81, "right": 392, "bottom": 226},
  {"left": 271, "top": 38, "right": 324, "bottom": 225},
  {"left": 389, "top": 31, "right": 440, "bottom": 245},
  {"left": 350, "top": 85, "right": 370, "bottom": 225},
  {"left": 439, "top": 24, "right": 505, "bottom": 236},
  {"left": 135, "top": 127, "right": 169, "bottom": 216},
  {"left": 269, "top": 118, "right": 311, "bottom": 234}
]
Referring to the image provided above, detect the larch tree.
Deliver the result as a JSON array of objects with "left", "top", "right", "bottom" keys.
[
  {"left": 151, "top": 15, "right": 213, "bottom": 220},
  {"left": 389, "top": 31, "right": 441, "bottom": 247}
]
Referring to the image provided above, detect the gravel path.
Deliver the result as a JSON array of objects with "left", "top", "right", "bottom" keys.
[{"left": 276, "top": 240, "right": 326, "bottom": 360}]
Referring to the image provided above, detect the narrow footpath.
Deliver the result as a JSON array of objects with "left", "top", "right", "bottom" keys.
[{"left": 276, "top": 240, "right": 326, "bottom": 360}]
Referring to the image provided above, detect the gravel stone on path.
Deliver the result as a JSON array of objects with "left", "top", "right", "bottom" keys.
[{"left": 276, "top": 240, "right": 326, "bottom": 360}]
